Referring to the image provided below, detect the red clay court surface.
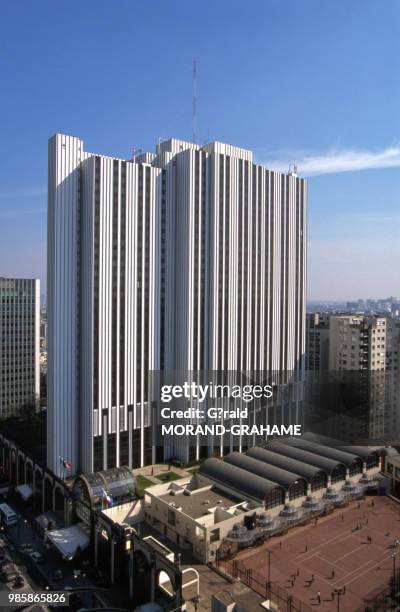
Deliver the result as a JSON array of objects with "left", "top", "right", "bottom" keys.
[{"left": 235, "top": 496, "right": 400, "bottom": 611}]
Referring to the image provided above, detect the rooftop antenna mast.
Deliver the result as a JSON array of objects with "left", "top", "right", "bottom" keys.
[{"left": 192, "top": 59, "right": 197, "bottom": 144}]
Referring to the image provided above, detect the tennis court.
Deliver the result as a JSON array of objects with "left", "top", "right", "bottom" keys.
[{"left": 234, "top": 496, "right": 400, "bottom": 610}]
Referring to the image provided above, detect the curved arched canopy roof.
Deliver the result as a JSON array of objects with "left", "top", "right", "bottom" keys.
[
  {"left": 266, "top": 441, "right": 345, "bottom": 475},
  {"left": 72, "top": 466, "right": 136, "bottom": 508},
  {"left": 301, "top": 432, "right": 382, "bottom": 463},
  {"left": 225, "top": 452, "right": 306, "bottom": 491},
  {"left": 247, "top": 446, "right": 326, "bottom": 483},
  {"left": 199, "top": 457, "right": 284, "bottom": 504},
  {"left": 282, "top": 437, "right": 362, "bottom": 468}
]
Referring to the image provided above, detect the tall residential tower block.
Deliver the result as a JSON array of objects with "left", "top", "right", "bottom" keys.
[{"left": 0, "top": 277, "right": 40, "bottom": 418}]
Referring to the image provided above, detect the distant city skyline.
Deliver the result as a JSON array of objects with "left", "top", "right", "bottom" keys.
[{"left": 0, "top": 0, "right": 399, "bottom": 300}]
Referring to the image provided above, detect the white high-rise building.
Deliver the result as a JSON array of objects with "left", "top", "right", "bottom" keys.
[
  {"left": 158, "top": 139, "right": 307, "bottom": 461},
  {"left": 47, "top": 135, "right": 307, "bottom": 476},
  {"left": 47, "top": 134, "right": 162, "bottom": 476},
  {"left": 0, "top": 277, "right": 40, "bottom": 417}
]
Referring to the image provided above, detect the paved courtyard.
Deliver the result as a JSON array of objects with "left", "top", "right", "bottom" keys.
[{"left": 235, "top": 496, "right": 400, "bottom": 611}]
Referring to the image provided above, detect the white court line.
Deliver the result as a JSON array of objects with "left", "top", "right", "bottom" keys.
[
  {"left": 312, "top": 551, "right": 371, "bottom": 584},
  {"left": 295, "top": 530, "right": 361, "bottom": 563},
  {"left": 310, "top": 546, "right": 395, "bottom": 589},
  {"left": 293, "top": 549, "right": 393, "bottom": 596},
  {"left": 297, "top": 553, "right": 344, "bottom": 589},
  {"left": 341, "top": 551, "right": 395, "bottom": 587},
  {"left": 334, "top": 542, "right": 367, "bottom": 563},
  {"left": 293, "top": 519, "right": 367, "bottom": 562}
]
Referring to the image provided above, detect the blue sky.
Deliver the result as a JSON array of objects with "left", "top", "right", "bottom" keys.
[{"left": 0, "top": 0, "right": 399, "bottom": 300}]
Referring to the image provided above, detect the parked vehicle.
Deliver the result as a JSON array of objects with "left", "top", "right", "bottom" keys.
[
  {"left": 0, "top": 503, "right": 18, "bottom": 527},
  {"left": 1, "top": 562, "right": 18, "bottom": 582}
]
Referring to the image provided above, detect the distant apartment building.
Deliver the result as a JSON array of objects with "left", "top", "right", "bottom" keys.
[
  {"left": 386, "top": 317, "right": 400, "bottom": 372},
  {"left": 0, "top": 278, "right": 40, "bottom": 417},
  {"left": 304, "top": 312, "right": 331, "bottom": 436},
  {"left": 328, "top": 315, "right": 399, "bottom": 440},
  {"left": 385, "top": 317, "right": 400, "bottom": 441},
  {"left": 305, "top": 313, "right": 400, "bottom": 442},
  {"left": 47, "top": 134, "right": 307, "bottom": 476},
  {"left": 305, "top": 313, "right": 330, "bottom": 371},
  {"left": 328, "top": 315, "right": 387, "bottom": 372},
  {"left": 40, "top": 305, "right": 47, "bottom": 347}
]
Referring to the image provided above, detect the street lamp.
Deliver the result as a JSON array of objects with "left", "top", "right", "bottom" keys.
[
  {"left": 266, "top": 549, "right": 272, "bottom": 596},
  {"left": 334, "top": 587, "right": 345, "bottom": 612},
  {"left": 392, "top": 553, "right": 397, "bottom": 596}
]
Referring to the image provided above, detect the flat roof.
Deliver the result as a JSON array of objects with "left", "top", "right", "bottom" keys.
[{"left": 160, "top": 486, "right": 244, "bottom": 520}]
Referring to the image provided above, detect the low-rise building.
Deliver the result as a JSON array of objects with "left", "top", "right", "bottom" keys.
[
  {"left": 144, "top": 475, "right": 259, "bottom": 562},
  {"left": 143, "top": 436, "right": 385, "bottom": 563},
  {"left": 383, "top": 454, "right": 400, "bottom": 499}
]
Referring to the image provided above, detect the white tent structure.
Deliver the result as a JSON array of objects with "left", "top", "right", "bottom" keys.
[
  {"left": 46, "top": 522, "right": 90, "bottom": 561},
  {"left": 15, "top": 484, "right": 33, "bottom": 501}
]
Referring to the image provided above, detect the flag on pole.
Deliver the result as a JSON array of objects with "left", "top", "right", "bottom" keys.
[
  {"left": 101, "top": 488, "right": 113, "bottom": 507},
  {"left": 60, "top": 456, "right": 72, "bottom": 471}
]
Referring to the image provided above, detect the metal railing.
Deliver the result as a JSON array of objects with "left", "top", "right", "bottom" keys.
[{"left": 216, "top": 555, "right": 312, "bottom": 612}]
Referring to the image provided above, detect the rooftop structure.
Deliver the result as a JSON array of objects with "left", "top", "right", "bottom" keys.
[
  {"left": 282, "top": 436, "right": 363, "bottom": 472},
  {"left": 159, "top": 485, "right": 244, "bottom": 520},
  {"left": 199, "top": 457, "right": 285, "bottom": 507},
  {"left": 266, "top": 440, "right": 347, "bottom": 480},
  {"left": 246, "top": 446, "right": 327, "bottom": 491},
  {"left": 301, "top": 432, "right": 382, "bottom": 466},
  {"left": 72, "top": 466, "right": 136, "bottom": 509},
  {"left": 224, "top": 452, "right": 307, "bottom": 500}
]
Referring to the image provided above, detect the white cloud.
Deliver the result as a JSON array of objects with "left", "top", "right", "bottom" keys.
[{"left": 260, "top": 146, "right": 400, "bottom": 177}]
